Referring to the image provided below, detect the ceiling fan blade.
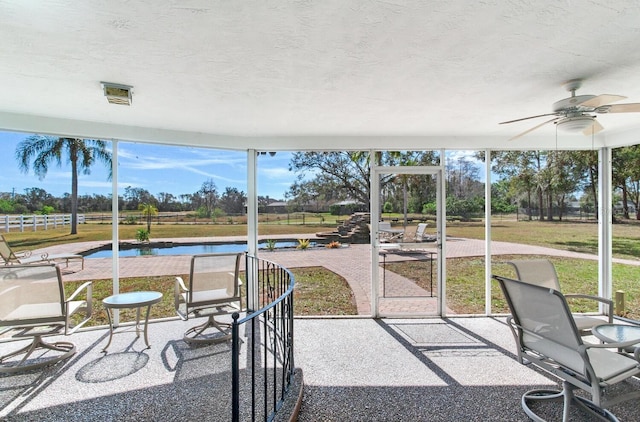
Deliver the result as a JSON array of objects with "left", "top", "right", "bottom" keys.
[
  {"left": 582, "top": 119, "right": 604, "bottom": 136},
  {"left": 604, "top": 103, "right": 640, "bottom": 113},
  {"left": 508, "top": 117, "right": 559, "bottom": 141},
  {"left": 579, "top": 94, "right": 626, "bottom": 108},
  {"left": 499, "top": 112, "right": 558, "bottom": 125}
]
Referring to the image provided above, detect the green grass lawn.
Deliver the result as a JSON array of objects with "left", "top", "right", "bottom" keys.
[
  {"left": 67, "top": 266, "right": 356, "bottom": 327},
  {"left": 387, "top": 254, "right": 640, "bottom": 317}
]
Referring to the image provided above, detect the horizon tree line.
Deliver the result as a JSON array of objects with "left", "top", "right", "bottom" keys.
[{"left": 6, "top": 136, "right": 640, "bottom": 229}]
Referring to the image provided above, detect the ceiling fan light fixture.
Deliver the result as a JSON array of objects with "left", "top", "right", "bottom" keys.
[
  {"left": 101, "top": 82, "right": 133, "bottom": 106},
  {"left": 556, "top": 116, "right": 594, "bottom": 132}
]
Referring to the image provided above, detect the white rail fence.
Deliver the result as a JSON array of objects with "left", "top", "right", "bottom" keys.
[{"left": 2, "top": 214, "right": 85, "bottom": 233}]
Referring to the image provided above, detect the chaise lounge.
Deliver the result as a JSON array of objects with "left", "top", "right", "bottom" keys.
[{"left": 0, "top": 234, "right": 84, "bottom": 270}]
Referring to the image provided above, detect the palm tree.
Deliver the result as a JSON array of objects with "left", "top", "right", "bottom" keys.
[
  {"left": 16, "top": 136, "right": 112, "bottom": 235},
  {"left": 138, "top": 202, "right": 158, "bottom": 234}
]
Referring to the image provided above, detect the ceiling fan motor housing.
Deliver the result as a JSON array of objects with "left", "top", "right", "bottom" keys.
[{"left": 553, "top": 95, "right": 597, "bottom": 112}]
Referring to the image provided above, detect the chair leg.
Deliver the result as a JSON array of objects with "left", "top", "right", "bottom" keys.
[
  {"left": 521, "top": 383, "right": 619, "bottom": 422},
  {"left": 183, "top": 315, "right": 232, "bottom": 345},
  {"left": 0, "top": 335, "right": 76, "bottom": 374}
]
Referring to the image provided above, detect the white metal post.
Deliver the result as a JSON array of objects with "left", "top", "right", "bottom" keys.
[
  {"left": 484, "top": 149, "right": 492, "bottom": 315},
  {"left": 438, "top": 149, "right": 446, "bottom": 317},
  {"left": 111, "top": 140, "right": 120, "bottom": 326},
  {"left": 247, "top": 149, "right": 259, "bottom": 311},
  {"left": 598, "top": 147, "right": 613, "bottom": 307},
  {"left": 370, "top": 150, "right": 379, "bottom": 317}
]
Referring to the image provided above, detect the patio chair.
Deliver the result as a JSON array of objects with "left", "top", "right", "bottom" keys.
[
  {"left": 506, "top": 258, "right": 612, "bottom": 335},
  {"left": 414, "top": 223, "right": 436, "bottom": 242},
  {"left": 0, "top": 263, "right": 93, "bottom": 373},
  {"left": 0, "top": 234, "right": 84, "bottom": 270},
  {"left": 494, "top": 274, "right": 640, "bottom": 421},
  {"left": 175, "top": 252, "right": 243, "bottom": 344}
]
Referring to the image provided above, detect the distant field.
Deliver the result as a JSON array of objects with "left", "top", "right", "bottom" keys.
[{"left": 6, "top": 216, "right": 639, "bottom": 260}]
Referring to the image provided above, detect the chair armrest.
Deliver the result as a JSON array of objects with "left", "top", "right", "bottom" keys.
[
  {"left": 175, "top": 276, "right": 188, "bottom": 320},
  {"left": 13, "top": 249, "right": 32, "bottom": 258},
  {"left": 175, "top": 276, "right": 188, "bottom": 293},
  {"left": 565, "top": 293, "right": 614, "bottom": 322},
  {"left": 65, "top": 281, "right": 93, "bottom": 334},
  {"left": 583, "top": 338, "right": 640, "bottom": 351},
  {"left": 67, "top": 281, "right": 92, "bottom": 302}
]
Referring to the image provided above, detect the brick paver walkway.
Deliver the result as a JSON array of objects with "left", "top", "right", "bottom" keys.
[{"left": 44, "top": 236, "right": 640, "bottom": 316}]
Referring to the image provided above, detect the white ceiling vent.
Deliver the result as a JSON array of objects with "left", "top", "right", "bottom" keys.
[{"left": 101, "top": 82, "right": 133, "bottom": 106}]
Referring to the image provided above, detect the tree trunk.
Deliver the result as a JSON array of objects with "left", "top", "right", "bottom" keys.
[
  {"left": 622, "top": 185, "right": 629, "bottom": 219},
  {"left": 558, "top": 194, "right": 565, "bottom": 221},
  {"left": 537, "top": 188, "right": 545, "bottom": 221},
  {"left": 589, "top": 167, "right": 598, "bottom": 220},
  {"left": 402, "top": 180, "right": 408, "bottom": 231}
]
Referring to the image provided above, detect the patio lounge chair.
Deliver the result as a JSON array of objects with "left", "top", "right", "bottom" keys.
[
  {"left": 0, "top": 263, "right": 93, "bottom": 373},
  {"left": 494, "top": 274, "right": 640, "bottom": 421},
  {"left": 506, "top": 258, "right": 612, "bottom": 335},
  {"left": 175, "top": 252, "right": 243, "bottom": 344},
  {"left": 0, "top": 234, "right": 84, "bottom": 270},
  {"left": 414, "top": 223, "right": 436, "bottom": 242}
]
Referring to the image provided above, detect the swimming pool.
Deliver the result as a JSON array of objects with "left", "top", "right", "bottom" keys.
[{"left": 83, "top": 241, "right": 313, "bottom": 258}]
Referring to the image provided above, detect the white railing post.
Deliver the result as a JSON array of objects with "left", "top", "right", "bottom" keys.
[
  {"left": 19, "top": 215, "right": 24, "bottom": 232},
  {"left": 4, "top": 215, "right": 8, "bottom": 233},
  {"left": 43, "top": 215, "right": 48, "bottom": 230},
  {"left": 33, "top": 215, "right": 37, "bottom": 231}
]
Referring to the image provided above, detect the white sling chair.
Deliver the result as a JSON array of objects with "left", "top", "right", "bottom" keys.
[
  {"left": 0, "top": 264, "right": 92, "bottom": 373},
  {"left": 507, "top": 258, "right": 613, "bottom": 335},
  {"left": 414, "top": 222, "right": 436, "bottom": 242},
  {"left": 494, "top": 274, "right": 640, "bottom": 422},
  {"left": 175, "top": 253, "right": 243, "bottom": 344}
]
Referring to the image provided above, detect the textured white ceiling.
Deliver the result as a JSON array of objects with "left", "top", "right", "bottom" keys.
[{"left": 1, "top": 0, "right": 640, "bottom": 150}]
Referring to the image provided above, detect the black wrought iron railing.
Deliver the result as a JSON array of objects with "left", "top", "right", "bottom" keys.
[{"left": 231, "top": 254, "right": 295, "bottom": 422}]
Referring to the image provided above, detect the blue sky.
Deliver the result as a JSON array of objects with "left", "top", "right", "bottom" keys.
[{"left": 0, "top": 131, "right": 296, "bottom": 200}]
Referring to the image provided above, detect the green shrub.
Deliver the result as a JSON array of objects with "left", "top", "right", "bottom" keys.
[
  {"left": 297, "top": 238, "right": 311, "bottom": 250},
  {"left": 136, "top": 228, "right": 150, "bottom": 242}
]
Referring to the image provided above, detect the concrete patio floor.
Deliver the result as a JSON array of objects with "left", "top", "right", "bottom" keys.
[{"left": 2, "top": 316, "right": 640, "bottom": 421}]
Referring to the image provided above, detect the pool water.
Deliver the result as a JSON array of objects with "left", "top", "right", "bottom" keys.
[{"left": 84, "top": 241, "right": 310, "bottom": 258}]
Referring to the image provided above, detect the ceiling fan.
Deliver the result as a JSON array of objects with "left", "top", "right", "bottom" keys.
[{"left": 500, "top": 79, "right": 640, "bottom": 141}]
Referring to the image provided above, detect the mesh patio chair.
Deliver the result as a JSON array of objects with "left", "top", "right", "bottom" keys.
[
  {"left": 0, "top": 234, "right": 84, "bottom": 270},
  {"left": 494, "top": 274, "right": 640, "bottom": 422},
  {"left": 414, "top": 223, "right": 436, "bottom": 242},
  {"left": 0, "top": 264, "right": 92, "bottom": 373},
  {"left": 175, "top": 252, "right": 243, "bottom": 344},
  {"left": 507, "top": 258, "right": 613, "bottom": 335}
]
